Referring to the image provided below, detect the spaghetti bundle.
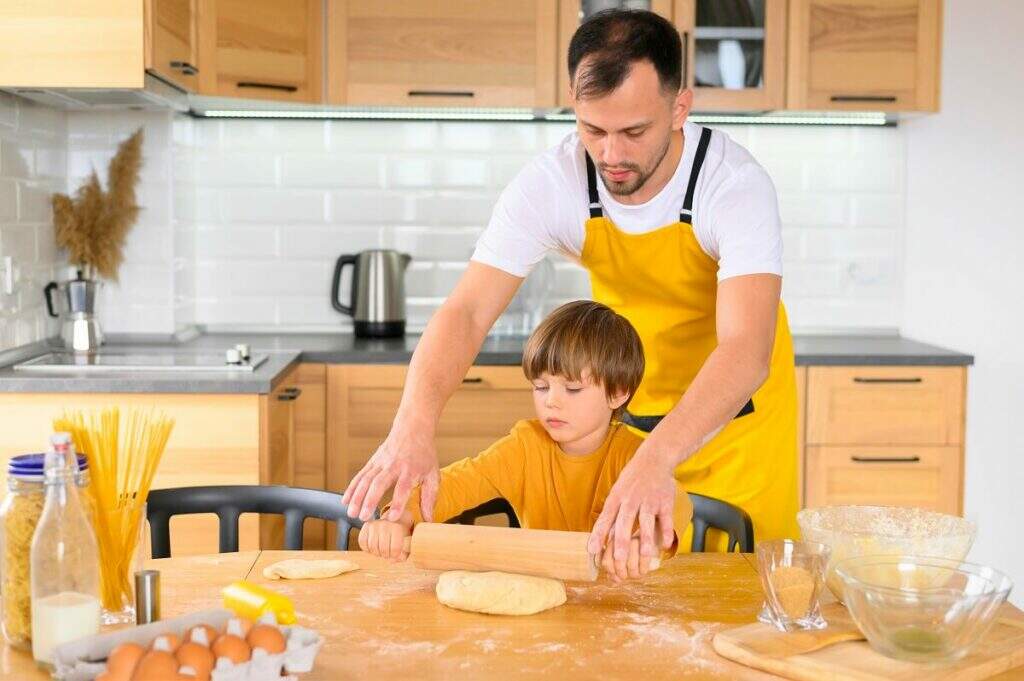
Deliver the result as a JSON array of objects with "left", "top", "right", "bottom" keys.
[{"left": 53, "top": 408, "right": 174, "bottom": 614}]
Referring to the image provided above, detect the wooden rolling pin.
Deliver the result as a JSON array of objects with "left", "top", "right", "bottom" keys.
[{"left": 401, "top": 522, "right": 659, "bottom": 582}]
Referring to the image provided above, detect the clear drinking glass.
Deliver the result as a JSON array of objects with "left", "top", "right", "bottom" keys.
[
  {"left": 756, "top": 539, "right": 831, "bottom": 632},
  {"left": 94, "top": 502, "right": 150, "bottom": 624}
]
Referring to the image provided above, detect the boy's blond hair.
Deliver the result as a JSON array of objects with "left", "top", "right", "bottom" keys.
[{"left": 522, "top": 300, "right": 645, "bottom": 418}]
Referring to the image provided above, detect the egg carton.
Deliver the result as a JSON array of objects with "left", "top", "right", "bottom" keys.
[{"left": 52, "top": 608, "right": 325, "bottom": 681}]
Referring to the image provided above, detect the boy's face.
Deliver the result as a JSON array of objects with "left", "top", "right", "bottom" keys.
[{"left": 530, "top": 370, "right": 629, "bottom": 447}]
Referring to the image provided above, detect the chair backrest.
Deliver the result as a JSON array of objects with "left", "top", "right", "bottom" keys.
[
  {"left": 445, "top": 498, "right": 520, "bottom": 528},
  {"left": 146, "top": 485, "right": 369, "bottom": 558},
  {"left": 688, "top": 492, "right": 755, "bottom": 553}
]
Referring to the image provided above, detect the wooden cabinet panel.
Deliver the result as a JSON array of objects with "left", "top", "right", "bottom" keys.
[
  {"left": 145, "top": 0, "right": 199, "bottom": 90},
  {"left": 292, "top": 364, "right": 328, "bottom": 550},
  {"left": 328, "top": 0, "right": 558, "bottom": 107},
  {"left": 805, "top": 445, "right": 962, "bottom": 515},
  {"left": 259, "top": 366, "right": 297, "bottom": 549},
  {"left": 787, "top": 0, "right": 942, "bottom": 112},
  {"left": 0, "top": 0, "right": 144, "bottom": 88},
  {"left": 326, "top": 365, "right": 537, "bottom": 499},
  {"left": 199, "top": 0, "right": 324, "bottom": 103},
  {"left": 556, "top": 0, "right": 673, "bottom": 108},
  {"left": 0, "top": 392, "right": 261, "bottom": 557},
  {"left": 807, "top": 366, "right": 964, "bottom": 446},
  {"left": 675, "top": 0, "right": 788, "bottom": 111}
]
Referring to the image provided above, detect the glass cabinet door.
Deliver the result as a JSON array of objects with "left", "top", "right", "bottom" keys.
[
  {"left": 557, "top": 0, "right": 674, "bottom": 107},
  {"left": 674, "top": 0, "right": 786, "bottom": 111}
]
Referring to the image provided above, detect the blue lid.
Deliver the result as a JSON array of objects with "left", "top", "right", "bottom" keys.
[{"left": 8, "top": 453, "right": 88, "bottom": 476}]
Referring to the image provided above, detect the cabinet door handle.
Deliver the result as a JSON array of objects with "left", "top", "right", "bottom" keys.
[
  {"left": 853, "top": 377, "right": 923, "bottom": 384},
  {"left": 462, "top": 377, "right": 484, "bottom": 384},
  {"left": 169, "top": 60, "right": 198, "bottom": 75},
  {"left": 830, "top": 95, "right": 898, "bottom": 103},
  {"left": 237, "top": 81, "right": 299, "bottom": 93},
  {"left": 851, "top": 455, "right": 921, "bottom": 464},
  {"left": 277, "top": 387, "right": 302, "bottom": 401},
  {"left": 407, "top": 90, "right": 475, "bottom": 98}
]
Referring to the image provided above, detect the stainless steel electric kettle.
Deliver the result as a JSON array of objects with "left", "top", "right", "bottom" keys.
[{"left": 331, "top": 249, "right": 412, "bottom": 337}]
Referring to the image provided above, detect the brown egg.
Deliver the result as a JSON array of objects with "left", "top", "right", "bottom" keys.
[
  {"left": 174, "top": 641, "right": 215, "bottom": 680},
  {"left": 105, "top": 642, "right": 146, "bottom": 681},
  {"left": 131, "top": 650, "right": 178, "bottom": 680},
  {"left": 151, "top": 633, "right": 181, "bottom": 652},
  {"left": 186, "top": 624, "right": 218, "bottom": 647},
  {"left": 211, "top": 634, "right": 251, "bottom": 665},
  {"left": 224, "top": 616, "right": 252, "bottom": 638},
  {"left": 245, "top": 624, "right": 286, "bottom": 654}
]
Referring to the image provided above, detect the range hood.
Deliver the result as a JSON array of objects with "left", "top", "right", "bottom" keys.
[{"left": 1, "top": 73, "right": 893, "bottom": 126}]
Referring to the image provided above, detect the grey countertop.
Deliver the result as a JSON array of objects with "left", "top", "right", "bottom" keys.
[{"left": 0, "top": 332, "right": 973, "bottom": 394}]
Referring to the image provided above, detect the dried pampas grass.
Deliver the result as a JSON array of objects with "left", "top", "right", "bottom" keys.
[{"left": 53, "top": 128, "right": 144, "bottom": 281}]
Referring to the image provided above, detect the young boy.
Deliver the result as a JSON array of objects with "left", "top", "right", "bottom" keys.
[{"left": 358, "top": 300, "right": 693, "bottom": 580}]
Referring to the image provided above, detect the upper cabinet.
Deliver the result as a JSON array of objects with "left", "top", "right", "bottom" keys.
[
  {"left": 326, "top": 0, "right": 558, "bottom": 108},
  {"left": 556, "top": 1, "right": 674, "bottom": 108},
  {"left": 674, "top": 0, "right": 788, "bottom": 111},
  {"left": 146, "top": 0, "right": 200, "bottom": 91},
  {"left": 197, "top": 0, "right": 324, "bottom": 103},
  {"left": 787, "top": 0, "right": 943, "bottom": 112}
]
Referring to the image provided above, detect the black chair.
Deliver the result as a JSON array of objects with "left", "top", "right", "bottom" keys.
[
  {"left": 446, "top": 498, "right": 520, "bottom": 528},
  {"left": 688, "top": 492, "right": 754, "bottom": 553},
  {"left": 146, "top": 485, "right": 370, "bottom": 559}
]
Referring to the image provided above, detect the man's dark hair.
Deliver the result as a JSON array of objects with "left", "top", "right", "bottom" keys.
[{"left": 568, "top": 9, "right": 682, "bottom": 101}]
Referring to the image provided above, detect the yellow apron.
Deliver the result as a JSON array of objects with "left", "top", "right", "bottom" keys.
[{"left": 580, "top": 127, "right": 799, "bottom": 551}]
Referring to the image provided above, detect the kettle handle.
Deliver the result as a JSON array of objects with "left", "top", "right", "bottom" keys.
[
  {"left": 331, "top": 255, "right": 359, "bottom": 316},
  {"left": 43, "top": 282, "right": 59, "bottom": 318}
]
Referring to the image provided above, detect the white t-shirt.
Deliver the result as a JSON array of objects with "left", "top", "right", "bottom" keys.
[{"left": 472, "top": 121, "right": 782, "bottom": 282}]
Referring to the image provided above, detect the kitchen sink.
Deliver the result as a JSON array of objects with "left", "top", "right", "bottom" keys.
[{"left": 13, "top": 351, "right": 269, "bottom": 373}]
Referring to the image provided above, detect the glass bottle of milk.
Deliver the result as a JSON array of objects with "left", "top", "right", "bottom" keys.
[{"left": 29, "top": 434, "right": 100, "bottom": 667}]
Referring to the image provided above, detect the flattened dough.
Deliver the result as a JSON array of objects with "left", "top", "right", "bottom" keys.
[
  {"left": 435, "top": 571, "right": 566, "bottom": 616},
  {"left": 262, "top": 558, "right": 359, "bottom": 580}
]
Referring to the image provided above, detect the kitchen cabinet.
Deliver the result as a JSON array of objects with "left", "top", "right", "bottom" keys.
[
  {"left": 326, "top": 0, "right": 559, "bottom": 108},
  {"left": 786, "top": 0, "right": 943, "bottom": 112},
  {"left": 0, "top": 0, "right": 144, "bottom": 88},
  {"left": 674, "top": 0, "right": 788, "bottom": 112},
  {"left": 145, "top": 0, "right": 200, "bottom": 91},
  {"left": 802, "top": 366, "right": 966, "bottom": 514},
  {"left": 197, "top": 0, "right": 324, "bottom": 103},
  {"left": 0, "top": 363, "right": 316, "bottom": 556},
  {"left": 556, "top": 1, "right": 674, "bottom": 108}
]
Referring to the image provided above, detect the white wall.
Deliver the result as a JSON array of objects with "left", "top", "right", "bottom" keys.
[
  {"left": 902, "top": 2, "right": 1024, "bottom": 604},
  {"left": 0, "top": 93, "right": 66, "bottom": 351}
]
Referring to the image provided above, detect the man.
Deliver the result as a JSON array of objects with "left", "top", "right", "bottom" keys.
[{"left": 343, "top": 9, "right": 798, "bottom": 579}]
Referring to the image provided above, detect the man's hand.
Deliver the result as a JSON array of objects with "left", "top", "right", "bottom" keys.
[
  {"left": 588, "top": 444, "right": 677, "bottom": 565},
  {"left": 600, "top": 535, "right": 656, "bottom": 582},
  {"left": 342, "top": 419, "right": 440, "bottom": 522},
  {"left": 358, "top": 513, "right": 413, "bottom": 562}
]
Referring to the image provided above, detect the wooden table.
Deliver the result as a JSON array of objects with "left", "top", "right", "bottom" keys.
[{"left": 0, "top": 552, "right": 1019, "bottom": 680}]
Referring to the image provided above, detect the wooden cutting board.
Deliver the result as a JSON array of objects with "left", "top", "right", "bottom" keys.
[{"left": 713, "top": 602, "right": 1024, "bottom": 681}]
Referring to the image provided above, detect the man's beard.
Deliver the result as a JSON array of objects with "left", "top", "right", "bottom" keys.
[{"left": 598, "top": 135, "right": 672, "bottom": 197}]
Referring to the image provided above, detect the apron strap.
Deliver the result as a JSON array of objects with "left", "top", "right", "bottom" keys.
[
  {"left": 584, "top": 151, "right": 602, "bottom": 217},
  {"left": 680, "top": 126, "right": 713, "bottom": 225},
  {"left": 623, "top": 398, "right": 755, "bottom": 434}
]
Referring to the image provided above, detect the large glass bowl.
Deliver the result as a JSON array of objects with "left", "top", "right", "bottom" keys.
[
  {"left": 797, "top": 505, "right": 976, "bottom": 602},
  {"left": 834, "top": 556, "right": 1013, "bottom": 663}
]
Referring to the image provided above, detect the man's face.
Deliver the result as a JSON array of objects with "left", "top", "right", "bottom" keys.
[{"left": 573, "top": 60, "right": 688, "bottom": 198}]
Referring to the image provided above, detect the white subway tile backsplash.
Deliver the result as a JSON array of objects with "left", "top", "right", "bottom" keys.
[
  {"left": 386, "top": 157, "right": 435, "bottom": 188},
  {"left": 278, "top": 296, "right": 339, "bottom": 326},
  {"left": 0, "top": 179, "right": 17, "bottom": 220},
  {"left": 850, "top": 194, "right": 905, "bottom": 228},
  {"left": 279, "top": 225, "right": 382, "bottom": 259},
  {"left": 0, "top": 135, "right": 34, "bottom": 178},
  {"left": 389, "top": 226, "right": 480, "bottom": 261},
  {"left": 803, "top": 228, "right": 897, "bottom": 260},
  {"left": 552, "top": 261, "right": 591, "bottom": 298},
  {"left": 281, "top": 153, "right": 384, "bottom": 188},
  {"left": 195, "top": 152, "right": 278, "bottom": 186},
  {"left": 221, "top": 189, "right": 327, "bottom": 223},
  {"left": 778, "top": 194, "right": 849, "bottom": 228},
  {"left": 196, "top": 225, "right": 279, "bottom": 259},
  {"left": 17, "top": 183, "right": 51, "bottom": 223},
  {"left": 410, "top": 192, "right": 498, "bottom": 226},
  {"left": 438, "top": 158, "right": 491, "bottom": 188},
  {"left": 782, "top": 262, "right": 844, "bottom": 298},
  {"left": 329, "top": 120, "right": 436, "bottom": 152},
  {"left": 329, "top": 190, "right": 412, "bottom": 223},
  {"left": 196, "top": 297, "right": 277, "bottom": 325},
  {"left": 196, "top": 260, "right": 331, "bottom": 297},
  {"left": 0, "top": 94, "right": 18, "bottom": 131}
]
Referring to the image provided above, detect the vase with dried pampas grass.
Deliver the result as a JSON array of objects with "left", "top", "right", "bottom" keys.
[{"left": 52, "top": 128, "right": 144, "bottom": 282}]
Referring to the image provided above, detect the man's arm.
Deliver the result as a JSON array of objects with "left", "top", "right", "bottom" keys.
[
  {"left": 343, "top": 262, "right": 522, "bottom": 521},
  {"left": 589, "top": 273, "right": 780, "bottom": 575}
]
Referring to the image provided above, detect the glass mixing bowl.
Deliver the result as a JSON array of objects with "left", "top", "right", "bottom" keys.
[
  {"left": 834, "top": 555, "right": 1013, "bottom": 663},
  {"left": 797, "top": 505, "right": 976, "bottom": 602}
]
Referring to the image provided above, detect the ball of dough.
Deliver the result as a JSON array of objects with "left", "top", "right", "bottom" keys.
[
  {"left": 435, "top": 571, "right": 566, "bottom": 616},
  {"left": 262, "top": 558, "right": 359, "bottom": 580}
]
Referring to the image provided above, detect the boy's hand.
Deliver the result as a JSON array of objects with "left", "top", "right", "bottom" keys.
[
  {"left": 358, "top": 518, "right": 412, "bottom": 562},
  {"left": 599, "top": 534, "right": 656, "bottom": 583}
]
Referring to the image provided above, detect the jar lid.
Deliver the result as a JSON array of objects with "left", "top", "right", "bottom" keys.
[{"left": 8, "top": 453, "right": 88, "bottom": 479}]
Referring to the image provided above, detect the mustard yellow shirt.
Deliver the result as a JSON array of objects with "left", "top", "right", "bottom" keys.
[{"left": 408, "top": 419, "right": 693, "bottom": 556}]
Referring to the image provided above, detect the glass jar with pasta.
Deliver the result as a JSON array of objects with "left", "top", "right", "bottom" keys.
[{"left": 0, "top": 452, "right": 90, "bottom": 649}]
